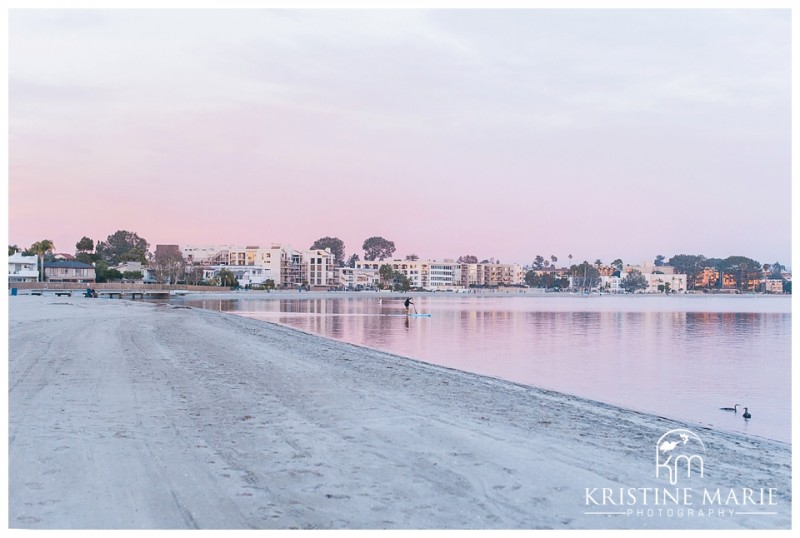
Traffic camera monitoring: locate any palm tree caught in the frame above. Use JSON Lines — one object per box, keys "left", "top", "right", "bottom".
{"left": 568, "top": 254, "right": 573, "bottom": 290}
{"left": 31, "top": 240, "right": 55, "bottom": 282}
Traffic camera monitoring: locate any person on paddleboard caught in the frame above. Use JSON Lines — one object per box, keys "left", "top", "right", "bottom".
{"left": 404, "top": 297, "right": 414, "bottom": 315}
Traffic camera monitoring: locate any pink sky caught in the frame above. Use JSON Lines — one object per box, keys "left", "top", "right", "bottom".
{"left": 7, "top": 9, "right": 792, "bottom": 267}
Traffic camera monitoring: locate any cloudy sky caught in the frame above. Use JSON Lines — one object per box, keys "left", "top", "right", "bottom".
{"left": 7, "top": 7, "right": 792, "bottom": 267}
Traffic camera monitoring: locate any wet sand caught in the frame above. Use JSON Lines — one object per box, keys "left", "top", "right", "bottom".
{"left": 7, "top": 296, "right": 791, "bottom": 529}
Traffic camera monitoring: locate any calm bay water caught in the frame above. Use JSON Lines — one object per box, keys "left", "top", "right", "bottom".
{"left": 175, "top": 294, "right": 791, "bottom": 443}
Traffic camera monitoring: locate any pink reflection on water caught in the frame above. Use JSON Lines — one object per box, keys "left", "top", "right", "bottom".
{"left": 181, "top": 295, "right": 791, "bottom": 443}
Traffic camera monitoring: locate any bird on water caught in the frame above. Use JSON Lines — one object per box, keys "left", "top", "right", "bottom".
{"left": 743, "top": 407, "right": 752, "bottom": 419}
{"left": 719, "top": 404, "right": 740, "bottom": 412}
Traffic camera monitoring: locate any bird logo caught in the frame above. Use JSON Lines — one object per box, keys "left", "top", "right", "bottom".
{"left": 655, "top": 429, "right": 705, "bottom": 485}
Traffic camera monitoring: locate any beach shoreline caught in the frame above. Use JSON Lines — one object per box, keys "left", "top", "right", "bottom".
{"left": 7, "top": 296, "right": 792, "bottom": 529}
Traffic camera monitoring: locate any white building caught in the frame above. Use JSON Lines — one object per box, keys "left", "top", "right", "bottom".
{"left": 600, "top": 275, "right": 623, "bottom": 293}
{"left": 300, "top": 248, "right": 335, "bottom": 287}
{"left": 8, "top": 253, "right": 39, "bottom": 283}
{"left": 354, "top": 259, "right": 525, "bottom": 291}
{"left": 182, "top": 244, "right": 239, "bottom": 264}
{"left": 188, "top": 243, "right": 334, "bottom": 288}
{"left": 200, "top": 265, "right": 275, "bottom": 287}
{"left": 643, "top": 273, "right": 687, "bottom": 293}
{"left": 337, "top": 267, "right": 380, "bottom": 290}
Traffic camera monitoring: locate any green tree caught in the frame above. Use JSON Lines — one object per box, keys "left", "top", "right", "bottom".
{"left": 94, "top": 260, "right": 110, "bottom": 283}
{"left": 621, "top": 270, "right": 648, "bottom": 293}
{"left": 611, "top": 259, "right": 623, "bottom": 272}
{"left": 105, "top": 268, "right": 123, "bottom": 281}
{"left": 363, "top": 236, "right": 396, "bottom": 261}
{"left": 346, "top": 253, "right": 360, "bottom": 268}
{"left": 379, "top": 264, "right": 394, "bottom": 287}
{"left": 122, "top": 270, "right": 144, "bottom": 281}
{"left": 75, "top": 236, "right": 98, "bottom": 265}
{"left": 524, "top": 270, "right": 538, "bottom": 287}
{"left": 30, "top": 240, "right": 55, "bottom": 282}
{"left": 572, "top": 261, "right": 601, "bottom": 290}
{"left": 217, "top": 268, "right": 239, "bottom": 288}
{"left": 310, "top": 237, "right": 345, "bottom": 266}
{"left": 392, "top": 271, "right": 411, "bottom": 291}
{"left": 8, "top": 244, "right": 20, "bottom": 255}
{"left": 770, "top": 262, "right": 786, "bottom": 278}
{"left": 667, "top": 254, "right": 707, "bottom": 290}
{"left": 654, "top": 255, "right": 666, "bottom": 267}
{"left": 550, "top": 255, "right": 558, "bottom": 266}
{"left": 405, "top": 254, "right": 419, "bottom": 261}
{"left": 75, "top": 236, "right": 94, "bottom": 252}
{"left": 719, "top": 256, "right": 762, "bottom": 291}
{"left": 457, "top": 255, "right": 478, "bottom": 264}
{"left": 533, "top": 255, "right": 545, "bottom": 269}
{"left": 95, "top": 230, "right": 149, "bottom": 266}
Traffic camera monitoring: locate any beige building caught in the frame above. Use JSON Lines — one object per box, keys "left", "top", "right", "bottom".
{"left": 765, "top": 279, "right": 784, "bottom": 293}
{"left": 483, "top": 263, "right": 525, "bottom": 287}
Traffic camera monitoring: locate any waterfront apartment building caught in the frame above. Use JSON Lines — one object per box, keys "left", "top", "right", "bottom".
{"left": 183, "top": 243, "right": 334, "bottom": 288}
{"left": 354, "top": 259, "right": 463, "bottom": 290}
{"left": 459, "top": 263, "right": 485, "bottom": 288}
{"left": 182, "top": 244, "right": 240, "bottom": 265}
{"left": 484, "top": 263, "right": 525, "bottom": 287}
{"left": 354, "top": 259, "right": 523, "bottom": 290}
{"left": 300, "top": 248, "right": 335, "bottom": 287}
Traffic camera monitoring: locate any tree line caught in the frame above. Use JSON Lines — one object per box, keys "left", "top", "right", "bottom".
{"left": 522, "top": 253, "right": 789, "bottom": 293}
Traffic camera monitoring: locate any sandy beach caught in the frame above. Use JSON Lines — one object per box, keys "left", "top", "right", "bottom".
{"left": 7, "top": 296, "right": 791, "bottom": 530}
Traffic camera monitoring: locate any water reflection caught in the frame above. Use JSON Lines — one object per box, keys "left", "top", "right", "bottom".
{"left": 177, "top": 295, "right": 791, "bottom": 443}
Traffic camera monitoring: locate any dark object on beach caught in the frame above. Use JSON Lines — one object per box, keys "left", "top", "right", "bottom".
{"left": 743, "top": 407, "right": 752, "bottom": 419}
{"left": 720, "top": 404, "right": 740, "bottom": 412}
